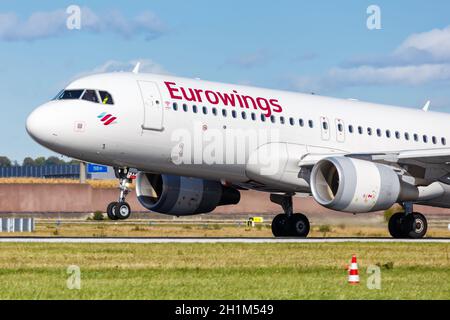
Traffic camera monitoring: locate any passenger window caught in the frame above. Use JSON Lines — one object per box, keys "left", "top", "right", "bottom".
{"left": 173, "top": 102, "right": 178, "bottom": 111}
{"left": 405, "top": 133, "right": 410, "bottom": 140}
{"left": 280, "top": 116, "right": 285, "bottom": 125}
{"left": 414, "top": 133, "right": 418, "bottom": 141}
{"left": 193, "top": 105, "right": 198, "bottom": 113}
{"left": 423, "top": 135, "right": 428, "bottom": 143}
{"left": 251, "top": 113, "right": 256, "bottom": 121}
{"left": 308, "top": 120, "right": 313, "bottom": 128}
{"left": 99, "top": 91, "right": 114, "bottom": 105}
{"left": 241, "top": 112, "right": 247, "bottom": 119}
{"left": 299, "top": 119, "right": 304, "bottom": 127}
{"left": 60, "top": 90, "right": 84, "bottom": 100}
{"left": 222, "top": 109, "right": 227, "bottom": 117}
{"left": 212, "top": 108, "right": 218, "bottom": 116}
{"left": 271, "top": 115, "right": 276, "bottom": 123}
{"left": 337, "top": 123, "right": 343, "bottom": 132}
{"left": 442, "top": 137, "right": 447, "bottom": 145}
{"left": 348, "top": 125, "right": 354, "bottom": 133}
{"left": 202, "top": 106, "right": 208, "bottom": 114}
{"left": 395, "top": 131, "right": 400, "bottom": 139}
{"left": 82, "top": 90, "right": 99, "bottom": 103}
{"left": 183, "top": 104, "right": 188, "bottom": 112}
{"left": 323, "top": 122, "right": 328, "bottom": 130}
{"left": 386, "top": 130, "right": 391, "bottom": 138}
{"left": 376, "top": 129, "right": 381, "bottom": 137}
{"left": 232, "top": 110, "right": 237, "bottom": 118}
{"left": 289, "top": 117, "right": 294, "bottom": 126}
{"left": 261, "top": 114, "right": 266, "bottom": 122}
{"left": 358, "top": 126, "right": 363, "bottom": 134}
{"left": 367, "top": 128, "right": 372, "bottom": 136}
{"left": 432, "top": 136, "right": 437, "bottom": 144}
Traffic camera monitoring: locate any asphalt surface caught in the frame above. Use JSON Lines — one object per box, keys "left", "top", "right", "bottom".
{"left": 0, "top": 237, "right": 449, "bottom": 243}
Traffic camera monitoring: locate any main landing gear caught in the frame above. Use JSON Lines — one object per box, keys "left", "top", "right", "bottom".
{"left": 106, "top": 167, "right": 132, "bottom": 221}
{"left": 270, "top": 194, "right": 310, "bottom": 237}
{"left": 388, "top": 202, "right": 428, "bottom": 239}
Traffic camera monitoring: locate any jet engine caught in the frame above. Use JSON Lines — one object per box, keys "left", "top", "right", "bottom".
{"left": 135, "top": 172, "right": 241, "bottom": 216}
{"left": 310, "top": 157, "right": 417, "bottom": 213}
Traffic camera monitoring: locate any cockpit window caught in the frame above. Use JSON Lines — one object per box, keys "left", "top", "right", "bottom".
{"left": 59, "top": 90, "right": 84, "bottom": 100}
{"left": 82, "top": 90, "right": 99, "bottom": 103}
{"left": 54, "top": 89, "right": 114, "bottom": 105}
{"left": 99, "top": 91, "right": 114, "bottom": 105}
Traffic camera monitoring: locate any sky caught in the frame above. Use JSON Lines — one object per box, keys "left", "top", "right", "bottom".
{"left": 1, "top": 0, "right": 450, "bottom": 162}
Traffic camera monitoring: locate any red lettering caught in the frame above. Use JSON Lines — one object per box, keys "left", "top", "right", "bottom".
{"left": 194, "top": 89, "right": 204, "bottom": 102}
{"left": 256, "top": 97, "right": 271, "bottom": 117}
{"left": 205, "top": 90, "right": 219, "bottom": 104}
{"left": 242, "top": 95, "right": 257, "bottom": 109}
{"left": 164, "top": 82, "right": 182, "bottom": 100}
{"left": 180, "top": 87, "right": 197, "bottom": 102}
{"left": 217, "top": 92, "right": 236, "bottom": 106}
{"left": 270, "top": 99, "right": 282, "bottom": 113}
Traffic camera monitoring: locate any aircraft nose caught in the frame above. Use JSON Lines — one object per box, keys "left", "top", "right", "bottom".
{"left": 26, "top": 104, "right": 59, "bottom": 146}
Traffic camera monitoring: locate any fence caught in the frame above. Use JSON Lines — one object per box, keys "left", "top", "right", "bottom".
{"left": 0, "top": 165, "right": 87, "bottom": 179}
{"left": 0, "top": 218, "right": 35, "bottom": 232}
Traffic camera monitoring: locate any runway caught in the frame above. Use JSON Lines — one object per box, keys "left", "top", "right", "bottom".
{"left": 0, "top": 237, "right": 450, "bottom": 243}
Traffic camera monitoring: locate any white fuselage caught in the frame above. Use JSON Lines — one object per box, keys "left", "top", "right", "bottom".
{"left": 26, "top": 72, "right": 450, "bottom": 193}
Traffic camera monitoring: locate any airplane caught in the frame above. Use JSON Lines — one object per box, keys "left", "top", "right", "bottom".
{"left": 26, "top": 66, "right": 450, "bottom": 239}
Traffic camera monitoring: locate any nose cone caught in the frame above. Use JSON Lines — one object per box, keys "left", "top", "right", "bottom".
{"left": 26, "top": 104, "right": 59, "bottom": 147}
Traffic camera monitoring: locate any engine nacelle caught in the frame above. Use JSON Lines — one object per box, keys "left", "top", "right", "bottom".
{"left": 310, "top": 157, "right": 403, "bottom": 213}
{"left": 136, "top": 172, "right": 240, "bottom": 216}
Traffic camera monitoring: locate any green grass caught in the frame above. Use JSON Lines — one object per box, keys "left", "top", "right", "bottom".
{"left": 0, "top": 243, "right": 449, "bottom": 299}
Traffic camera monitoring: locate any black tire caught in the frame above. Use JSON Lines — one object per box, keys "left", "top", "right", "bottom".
{"left": 115, "top": 202, "right": 131, "bottom": 220}
{"left": 388, "top": 212, "right": 404, "bottom": 238}
{"left": 290, "top": 213, "right": 310, "bottom": 237}
{"left": 271, "top": 214, "right": 290, "bottom": 237}
{"left": 403, "top": 212, "right": 427, "bottom": 239}
{"left": 107, "top": 202, "right": 119, "bottom": 220}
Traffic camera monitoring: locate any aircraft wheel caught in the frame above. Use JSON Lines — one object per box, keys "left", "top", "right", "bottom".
{"left": 271, "top": 214, "right": 290, "bottom": 237}
{"left": 290, "top": 213, "right": 310, "bottom": 237}
{"left": 115, "top": 202, "right": 131, "bottom": 220}
{"left": 388, "top": 212, "right": 404, "bottom": 238}
{"left": 107, "top": 202, "right": 119, "bottom": 220}
{"left": 403, "top": 212, "right": 427, "bottom": 239}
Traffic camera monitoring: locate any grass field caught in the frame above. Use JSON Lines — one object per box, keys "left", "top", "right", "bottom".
{"left": 2, "top": 220, "right": 448, "bottom": 238}
{"left": 0, "top": 242, "right": 448, "bottom": 299}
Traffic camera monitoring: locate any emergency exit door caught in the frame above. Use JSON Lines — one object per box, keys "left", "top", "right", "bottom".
{"left": 138, "top": 81, "right": 163, "bottom": 131}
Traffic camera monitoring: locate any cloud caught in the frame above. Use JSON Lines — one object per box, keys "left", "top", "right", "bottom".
{"left": 0, "top": 7, "right": 167, "bottom": 41}
{"left": 226, "top": 49, "right": 273, "bottom": 69}
{"left": 290, "top": 25, "right": 450, "bottom": 92}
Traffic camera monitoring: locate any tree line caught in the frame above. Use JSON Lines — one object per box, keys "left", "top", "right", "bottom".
{"left": 0, "top": 156, "right": 80, "bottom": 167}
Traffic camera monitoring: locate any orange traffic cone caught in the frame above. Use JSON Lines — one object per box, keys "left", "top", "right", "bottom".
{"left": 348, "top": 255, "right": 360, "bottom": 285}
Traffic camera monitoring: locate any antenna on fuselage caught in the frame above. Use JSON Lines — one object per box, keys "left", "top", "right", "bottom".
{"left": 422, "top": 100, "right": 431, "bottom": 112}
{"left": 132, "top": 62, "right": 141, "bottom": 74}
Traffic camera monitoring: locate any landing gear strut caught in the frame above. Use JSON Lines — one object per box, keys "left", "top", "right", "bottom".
{"left": 106, "top": 167, "right": 132, "bottom": 220}
{"left": 270, "top": 194, "right": 310, "bottom": 237}
{"left": 388, "top": 202, "right": 427, "bottom": 239}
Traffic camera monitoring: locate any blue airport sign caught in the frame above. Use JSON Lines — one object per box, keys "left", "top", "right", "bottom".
{"left": 87, "top": 163, "right": 108, "bottom": 173}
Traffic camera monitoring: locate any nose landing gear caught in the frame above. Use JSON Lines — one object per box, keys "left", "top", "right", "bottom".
{"left": 106, "top": 167, "right": 133, "bottom": 220}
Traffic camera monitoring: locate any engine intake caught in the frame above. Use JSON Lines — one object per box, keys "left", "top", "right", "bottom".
{"left": 136, "top": 172, "right": 240, "bottom": 215}
{"left": 310, "top": 157, "right": 403, "bottom": 213}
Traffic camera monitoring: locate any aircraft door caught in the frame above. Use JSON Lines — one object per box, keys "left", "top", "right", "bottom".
{"left": 137, "top": 81, "right": 163, "bottom": 131}
{"left": 320, "top": 116, "right": 330, "bottom": 141}
{"left": 335, "top": 118, "right": 345, "bottom": 142}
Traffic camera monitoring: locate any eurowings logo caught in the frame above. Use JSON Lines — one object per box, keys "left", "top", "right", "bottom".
{"left": 97, "top": 112, "right": 117, "bottom": 126}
